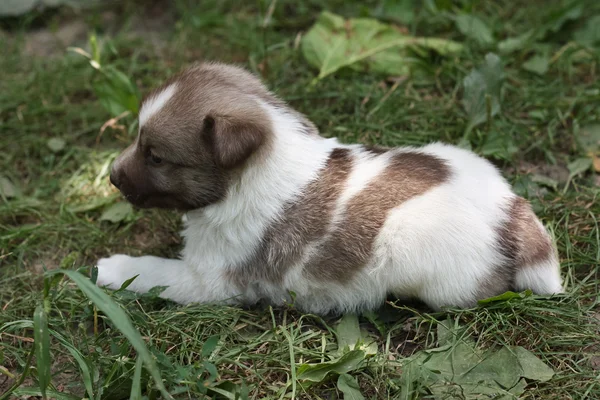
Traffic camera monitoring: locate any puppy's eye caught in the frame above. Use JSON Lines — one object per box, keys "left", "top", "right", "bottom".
{"left": 148, "top": 152, "right": 163, "bottom": 166}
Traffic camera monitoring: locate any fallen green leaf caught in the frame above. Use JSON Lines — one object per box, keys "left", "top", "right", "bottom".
{"left": 403, "top": 321, "right": 555, "bottom": 399}
{"left": 523, "top": 54, "right": 550, "bottom": 75}
{"left": 463, "top": 53, "right": 505, "bottom": 132}
{"left": 568, "top": 157, "right": 593, "bottom": 178}
{"left": 455, "top": 14, "right": 494, "bottom": 45}
{"left": 512, "top": 346, "right": 555, "bottom": 382}
{"left": 498, "top": 30, "right": 535, "bottom": 53}
{"left": 574, "top": 15, "right": 600, "bottom": 46}
{"left": 335, "top": 314, "right": 361, "bottom": 353}
{"left": 202, "top": 335, "right": 220, "bottom": 358}
{"left": 100, "top": 202, "right": 134, "bottom": 223}
{"left": 297, "top": 349, "right": 365, "bottom": 382}
{"left": 0, "top": 175, "right": 19, "bottom": 199}
{"left": 531, "top": 174, "right": 559, "bottom": 191}
{"left": 301, "top": 11, "right": 463, "bottom": 81}
{"left": 47, "top": 138, "right": 66, "bottom": 153}
{"left": 92, "top": 66, "right": 140, "bottom": 117}
{"left": 373, "top": 0, "right": 416, "bottom": 25}
{"left": 337, "top": 374, "right": 365, "bottom": 400}
{"left": 545, "top": 1, "right": 583, "bottom": 34}
{"left": 480, "top": 129, "right": 518, "bottom": 160}
{"left": 577, "top": 125, "right": 600, "bottom": 154}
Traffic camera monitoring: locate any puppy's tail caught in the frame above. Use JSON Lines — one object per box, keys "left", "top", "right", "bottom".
{"left": 510, "top": 198, "right": 563, "bottom": 295}
{"left": 514, "top": 256, "right": 563, "bottom": 295}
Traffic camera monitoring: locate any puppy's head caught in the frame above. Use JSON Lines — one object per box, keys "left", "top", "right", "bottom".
{"left": 109, "top": 63, "right": 274, "bottom": 210}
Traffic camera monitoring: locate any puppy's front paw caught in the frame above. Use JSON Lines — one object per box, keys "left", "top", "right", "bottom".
{"left": 96, "top": 254, "right": 136, "bottom": 290}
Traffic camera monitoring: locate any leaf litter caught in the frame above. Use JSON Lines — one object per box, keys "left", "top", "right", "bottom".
{"left": 402, "top": 319, "right": 555, "bottom": 399}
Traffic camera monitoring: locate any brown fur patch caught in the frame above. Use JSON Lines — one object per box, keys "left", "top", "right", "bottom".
{"left": 506, "top": 197, "right": 554, "bottom": 266}
{"left": 305, "top": 151, "right": 451, "bottom": 283}
{"left": 229, "top": 148, "right": 353, "bottom": 286}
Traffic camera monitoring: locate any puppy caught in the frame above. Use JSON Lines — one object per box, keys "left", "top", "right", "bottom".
{"left": 97, "top": 62, "right": 563, "bottom": 314}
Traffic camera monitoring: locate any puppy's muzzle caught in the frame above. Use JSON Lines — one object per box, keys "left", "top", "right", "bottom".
{"left": 109, "top": 165, "right": 122, "bottom": 189}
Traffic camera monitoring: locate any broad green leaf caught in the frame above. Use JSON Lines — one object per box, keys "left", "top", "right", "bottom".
{"left": 574, "top": 15, "right": 600, "bottom": 46}
{"left": 0, "top": 175, "right": 19, "bottom": 198}
{"left": 297, "top": 350, "right": 365, "bottom": 382}
{"left": 46, "top": 269, "right": 172, "bottom": 399}
{"left": 465, "top": 346, "right": 526, "bottom": 389}
{"left": 498, "top": 30, "right": 535, "bottom": 53}
{"left": 403, "top": 321, "right": 555, "bottom": 399}
{"left": 512, "top": 346, "right": 555, "bottom": 382}
{"left": 335, "top": 314, "right": 361, "bottom": 352}
{"left": 429, "top": 381, "right": 517, "bottom": 400}
{"left": 465, "top": 346, "right": 554, "bottom": 390}
{"left": 373, "top": 0, "right": 416, "bottom": 25}
{"left": 567, "top": 157, "right": 592, "bottom": 178}
{"left": 92, "top": 66, "right": 140, "bottom": 117}
{"left": 463, "top": 53, "right": 504, "bottom": 131}
{"left": 577, "top": 125, "right": 600, "bottom": 154}
{"left": 337, "top": 374, "right": 365, "bottom": 400}
{"left": 100, "top": 202, "right": 134, "bottom": 223}
{"left": 577, "top": 125, "right": 600, "bottom": 173}
{"left": 480, "top": 129, "right": 518, "bottom": 160}
{"left": 203, "top": 361, "right": 219, "bottom": 381}
{"left": 455, "top": 14, "right": 494, "bottom": 45}
{"left": 545, "top": 1, "right": 583, "bottom": 34}
{"left": 435, "top": 319, "right": 457, "bottom": 347}
{"left": 530, "top": 174, "right": 559, "bottom": 191}
{"left": 33, "top": 305, "right": 51, "bottom": 400}
{"left": 522, "top": 54, "right": 550, "bottom": 75}
{"left": 301, "top": 11, "right": 463, "bottom": 80}
{"left": 202, "top": 335, "right": 220, "bottom": 358}
{"left": 47, "top": 138, "right": 66, "bottom": 153}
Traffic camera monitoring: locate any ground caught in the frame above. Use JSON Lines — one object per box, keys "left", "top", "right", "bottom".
{"left": 1, "top": 1, "right": 599, "bottom": 399}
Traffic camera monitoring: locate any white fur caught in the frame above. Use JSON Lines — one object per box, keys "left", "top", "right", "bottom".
{"left": 97, "top": 96, "right": 562, "bottom": 313}
{"left": 138, "top": 83, "right": 178, "bottom": 128}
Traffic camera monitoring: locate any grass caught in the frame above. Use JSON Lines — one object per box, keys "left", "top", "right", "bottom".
{"left": 1, "top": 0, "right": 599, "bottom": 398}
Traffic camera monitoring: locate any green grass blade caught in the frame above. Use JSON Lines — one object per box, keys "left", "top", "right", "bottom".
{"left": 13, "top": 387, "right": 80, "bottom": 400}
{"left": 47, "top": 269, "right": 172, "bottom": 399}
{"left": 33, "top": 304, "right": 50, "bottom": 400}
{"left": 130, "top": 356, "right": 144, "bottom": 400}
{"left": 50, "top": 330, "right": 94, "bottom": 399}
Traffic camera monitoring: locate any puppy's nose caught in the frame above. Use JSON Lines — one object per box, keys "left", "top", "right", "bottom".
{"left": 109, "top": 172, "right": 120, "bottom": 189}
{"left": 109, "top": 163, "right": 123, "bottom": 189}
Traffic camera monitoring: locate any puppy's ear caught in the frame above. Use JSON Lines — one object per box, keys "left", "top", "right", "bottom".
{"left": 204, "top": 110, "right": 269, "bottom": 169}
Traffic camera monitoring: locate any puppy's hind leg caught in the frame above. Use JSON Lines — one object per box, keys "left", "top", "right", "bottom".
{"left": 96, "top": 255, "right": 230, "bottom": 305}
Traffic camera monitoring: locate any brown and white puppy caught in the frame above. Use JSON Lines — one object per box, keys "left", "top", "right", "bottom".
{"left": 97, "top": 62, "right": 563, "bottom": 314}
